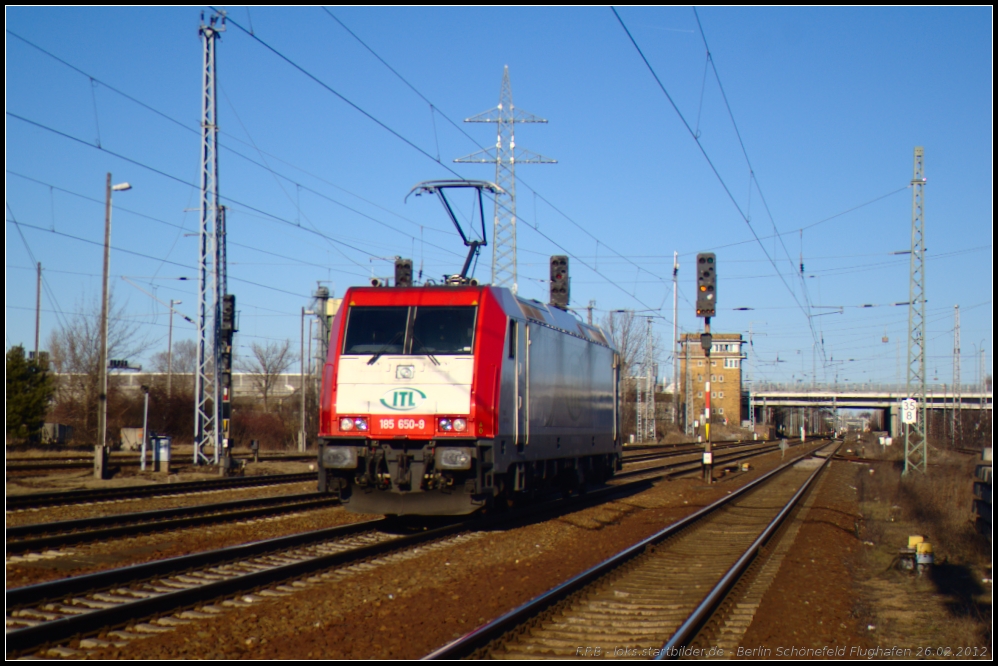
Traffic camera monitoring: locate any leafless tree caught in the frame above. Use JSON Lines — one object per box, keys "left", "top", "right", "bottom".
{"left": 150, "top": 338, "right": 198, "bottom": 394}
{"left": 601, "top": 310, "right": 644, "bottom": 379}
{"left": 47, "top": 291, "right": 150, "bottom": 443}
{"left": 151, "top": 338, "right": 198, "bottom": 374}
{"left": 239, "top": 340, "right": 297, "bottom": 412}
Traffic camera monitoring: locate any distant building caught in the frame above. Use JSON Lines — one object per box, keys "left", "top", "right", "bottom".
{"left": 679, "top": 333, "right": 744, "bottom": 426}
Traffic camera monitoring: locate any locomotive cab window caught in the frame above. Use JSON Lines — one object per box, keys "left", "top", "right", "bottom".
{"left": 411, "top": 307, "right": 476, "bottom": 355}
{"left": 343, "top": 305, "right": 476, "bottom": 356}
{"left": 343, "top": 306, "right": 409, "bottom": 354}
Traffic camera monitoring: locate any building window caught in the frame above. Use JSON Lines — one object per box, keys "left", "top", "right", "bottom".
{"left": 718, "top": 374, "right": 724, "bottom": 382}
{"left": 724, "top": 358, "right": 740, "bottom": 369}
{"left": 718, "top": 407, "right": 724, "bottom": 415}
{"left": 697, "top": 374, "right": 703, "bottom": 382}
{"left": 697, "top": 391, "right": 703, "bottom": 398}
{"left": 697, "top": 360, "right": 703, "bottom": 367}
{"left": 711, "top": 360, "right": 716, "bottom": 367}
{"left": 719, "top": 392, "right": 724, "bottom": 398}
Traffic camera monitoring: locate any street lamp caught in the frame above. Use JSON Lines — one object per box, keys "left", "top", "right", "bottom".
{"left": 301, "top": 307, "right": 315, "bottom": 452}
{"left": 167, "top": 299, "right": 182, "bottom": 397}
{"left": 97, "top": 175, "right": 132, "bottom": 451}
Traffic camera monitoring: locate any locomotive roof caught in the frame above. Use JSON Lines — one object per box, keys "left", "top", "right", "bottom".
{"left": 343, "top": 284, "right": 614, "bottom": 350}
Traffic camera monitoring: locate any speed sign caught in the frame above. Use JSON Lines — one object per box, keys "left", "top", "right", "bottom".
{"left": 901, "top": 398, "right": 918, "bottom": 425}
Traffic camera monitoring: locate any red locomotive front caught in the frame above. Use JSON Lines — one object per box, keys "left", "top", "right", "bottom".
{"left": 318, "top": 285, "right": 506, "bottom": 514}
{"left": 318, "top": 283, "right": 620, "bottom": 516}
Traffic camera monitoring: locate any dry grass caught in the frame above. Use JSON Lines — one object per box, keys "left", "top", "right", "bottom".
{"left": 852, "top": 446, "right": 991, "bottom": 654}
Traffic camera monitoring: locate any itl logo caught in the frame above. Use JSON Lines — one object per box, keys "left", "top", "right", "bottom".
{"left": 380, "top": 387, "right": 427, "bottom": 411}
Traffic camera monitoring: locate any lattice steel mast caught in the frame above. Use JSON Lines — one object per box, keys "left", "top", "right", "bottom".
{"left": 456, "top": 66, "right": 555, "bottom": 291}
{"left": 194, "top": 11, "right": 225, "bottom": 465}
{"left": 904, "top": 146, "right": 927, "bottom": 475}
{"left": 953, "top": 304, "right": 961, "bottom": 448}
{"left": 646, "top": 317, "right": 656, "bottom": 442}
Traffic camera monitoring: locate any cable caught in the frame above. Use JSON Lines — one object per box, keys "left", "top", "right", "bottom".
{"left": 9, "top": 28, "right": 458, "bottom": 244}
{"left": 322, "top": 10, "right": 680, "bottom": 293}
{"left": 6, "top": 112, "right": 430, "bottom": 270}
{"left": 7, "top": 218, "right": 310, "bottom": 299}
{"left": 217, "top": 10, "right": 463, "bottom": 177}
{"left": 614, "top": 7, "right": 826, "bottom": 357}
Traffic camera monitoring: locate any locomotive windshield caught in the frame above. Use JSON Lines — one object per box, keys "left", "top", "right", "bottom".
{"left": 342, "top": 306, "right": 408, "bottom": 354}
{"left": 342, "top": 306, "right": 476, "bottom": 356}
{"left": 411, "top": 307, "right": 476, "bottom": 354}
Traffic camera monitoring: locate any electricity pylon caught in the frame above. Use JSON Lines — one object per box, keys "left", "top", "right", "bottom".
{"left": 456, "top": 66, "right": 555, "bottom": 292}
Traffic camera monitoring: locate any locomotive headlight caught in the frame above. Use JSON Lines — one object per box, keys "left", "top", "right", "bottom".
{"left": 323, "top": 446, "right": 357, "bottom": 469}
{"left": 339, "top": 417, "right": 368, "bottom": 432}
{"left": 452, "top": 418, "right": 468, "bottom": 432}
{"left": 437, "top": 447, "right": 472, "bottom": 470}
{"left": 437, "top": 418, "right": 453, "bottom": 432}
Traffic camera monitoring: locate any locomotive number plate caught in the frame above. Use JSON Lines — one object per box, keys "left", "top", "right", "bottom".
{"left": 371, "top": 416, "right": 433, "bottom": 436}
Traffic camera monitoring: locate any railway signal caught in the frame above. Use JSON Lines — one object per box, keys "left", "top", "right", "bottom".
{"left": 549, "top": 255, "right": 569, "bottom": 308}
{"left": 695, "top": 252, "right": 717, "bottom": 483}
{"left": 696, "top": 253, "right": 716, "bottom": 317}
{"left": 219, "top": 293, "right": 237, "bottom": 470}
{"left": 395, "top": 258, "right": 413, "bottom": 288}
{"left": 221, "top": 294, "right": 236, "bottom": 331}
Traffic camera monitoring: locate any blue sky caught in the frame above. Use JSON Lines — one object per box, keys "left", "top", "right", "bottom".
{"left": 6, "top": 6, "right": 993, "bottom": 387}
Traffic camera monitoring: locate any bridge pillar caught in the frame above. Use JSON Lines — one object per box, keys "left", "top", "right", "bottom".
{"left": 887, "top": 404, "right": 901, "bottom": 438}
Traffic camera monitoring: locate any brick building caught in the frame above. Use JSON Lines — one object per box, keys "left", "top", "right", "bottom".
{"left": 679, "top": 332, "right": 744, "bottom": 427}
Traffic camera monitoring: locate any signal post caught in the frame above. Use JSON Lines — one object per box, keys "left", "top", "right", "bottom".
{"left": 696, "top": 253, "right": 717, "bottom": 483}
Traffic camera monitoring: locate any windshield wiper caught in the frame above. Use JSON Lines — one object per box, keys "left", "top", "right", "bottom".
{"left": 367, "top": 332, "right": 403, "bottom": 365}
{"left": 412, "top": 336, "right": 440, "bottom": 365}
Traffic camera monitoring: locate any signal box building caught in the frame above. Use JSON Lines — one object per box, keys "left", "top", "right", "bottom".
{"left": 679, "top": 333, "right": 744, "bottom": 426}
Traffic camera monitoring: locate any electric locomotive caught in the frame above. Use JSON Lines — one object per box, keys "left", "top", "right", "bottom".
{"left": 316, "top": 180, "right": 621, "bottom": 515}
{"left": 316, "top": 283, "right": 621, "bottom": 515}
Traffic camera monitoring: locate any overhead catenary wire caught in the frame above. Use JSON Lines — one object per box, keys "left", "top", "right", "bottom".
{"left": 5, "top": 112, "right": 443, "bottom": 273}
{"left": 212, "top": 11, "right": 674, "bottom": 320}
{"left": 321, "top": 10, "right": 679, "bottom": 294}
{"left": 614, "top": 7, "right": 834, "bottom": 367}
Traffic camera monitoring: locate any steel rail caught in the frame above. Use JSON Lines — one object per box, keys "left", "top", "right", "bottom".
{"left": 6, "top": 453, "right": 316, "bottom": 471}
{"left": 423, "top": 440, "right": 830, "bottom": 659}
{"left": 614, "top": 441, "right": 784, "bottom": 480}
{"left": 6, "top": 493, "right": 339, "bottom": 555}
{"left": 656, "top": 444, "right": 838, "bottom": 658}
{"left": 7, "top": 441, "right": 828, "bottom": 657}
{"left": 5, "top": 478, "right": 651, "bottom": 657}
{"left": 5, "top": 472, "right": 316, "bottom": 510}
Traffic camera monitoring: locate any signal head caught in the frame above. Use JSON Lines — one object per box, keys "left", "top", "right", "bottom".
{"left": 695, "top": 252, "right": 716, "bottom": 317}
{"left": 549, "top": 255, "right": 569, "bottom": 308}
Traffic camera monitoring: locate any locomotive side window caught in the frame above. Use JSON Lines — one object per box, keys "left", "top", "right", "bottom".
{"left": 342, "top": 306, "right": 409, "bottom": 354}
{"left": 411, "top": 307, "right": 476, "bottom": 355}
{"left": 508, "top": 319, "right": 517, "bottom": 359}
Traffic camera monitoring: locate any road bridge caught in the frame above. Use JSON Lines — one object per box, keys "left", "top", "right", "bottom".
{"left": 748, "top": 383, "right": 992, "bottom": 438}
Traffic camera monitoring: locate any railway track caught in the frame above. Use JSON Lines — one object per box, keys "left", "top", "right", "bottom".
{"left": 5, "top": 481, "right": 644, "bottom": 657}
{"left": 426, "top": 441, "right": 838, "bottom": 659}
{"left": 5, "top": 453, "right": 314, "bottom": 473}
{"left": 6, "top": 492, "right": 339, "bottom": 555}
{"left": 5, "top": 472, "right": 316, "bottom": 511}
{"left": 615, "top": 440, "right": 796, "bottom": 481}
{"left": 4, "top": 442, "right": 780, "bottom": 556}
{"left": 5, "top": 440, "right": 823, "bottom": 658}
